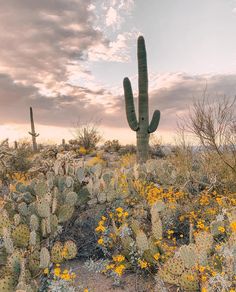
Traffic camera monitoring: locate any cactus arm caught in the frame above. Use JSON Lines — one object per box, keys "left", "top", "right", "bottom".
{"left": 29, "top": 132, "right": 39, "bottom": 137}
{"left": 148, "top": 110, "right": 161, "bottom": 133}
{"left": 123, "top": 77, "right": 139, "bottom": 131}
{"left": 137, "top": 36, "right": 148, "bottom": 124}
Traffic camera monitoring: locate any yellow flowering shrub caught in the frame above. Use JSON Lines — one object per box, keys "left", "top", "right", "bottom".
{"left": 87, "top": 156, "right": 105, "bottom": 166}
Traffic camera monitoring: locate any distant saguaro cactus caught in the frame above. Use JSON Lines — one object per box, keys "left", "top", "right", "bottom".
{"left": 28, "top": 107, "right": 39, "bottom": 151}
{"left": 123, "top": 36, "right": 161, "bottom": 163}
{"left": 14, "top": 141, "right": 18, "bottom": 150}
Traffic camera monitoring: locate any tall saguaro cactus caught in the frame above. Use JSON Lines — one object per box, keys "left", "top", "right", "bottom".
{"left": 123, "top": 36, "right": 161, "bottom": 163}
{"left": 29, "top": 106, "right": 39, "bottom": 151}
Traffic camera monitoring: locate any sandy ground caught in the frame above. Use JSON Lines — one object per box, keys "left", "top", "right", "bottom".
{"left": 65, "top": 260, "right": 178, "bottom": 292}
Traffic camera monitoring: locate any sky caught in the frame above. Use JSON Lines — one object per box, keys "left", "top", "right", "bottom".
{"left": 0, "top": 0, "right": 236, "bottom": 145}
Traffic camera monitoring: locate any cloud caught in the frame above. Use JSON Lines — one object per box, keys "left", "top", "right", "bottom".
{"left": 92, "top": 0, "right": 134, "bottom": 31}
{"left": 0, "top": 0, "right": 103, "bottom": 93}
{"left": 149, "top": 73, "right": 236, "bottom": 130}
{"left": 1, "top": 70, "right": 236, "bottom": 140}
{"left": 0, "top": 72, "right": 112, "bottom": 127}
{"left": 106, "top": 7, "right": 120, "bottom": 27}
{"left": 0, "top": 0, "right": 138, "bottom": 132}
{"left": 88, "top": 32, "right": 138, "bottom": 62}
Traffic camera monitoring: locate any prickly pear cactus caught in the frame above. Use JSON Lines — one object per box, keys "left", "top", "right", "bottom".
{"left": 57, "top": 205, "right": 74, "bottom": 223}
{"left": 195, "top": 231, "right": 213, "bottom": 253}
{"left": 0, "top": 275, "right": 15, "bottom": 292}
{"left": 51, "top": 241, "right": 64, "bottom": 264}
{"left": 63, "top": 240, "right": 77, "bottom": 260}
{"left": 0, "top": 158, "right": 81, "bottom": 290}
{"left": 151, "top": 202, "right": 163, "bottom": 240}
{"left": 179, "top": 244, "right": 198, "bottom": 269}
{"left": 12, "top": 224, "right": 30, "bottom": 248}
{"left": 136, "top": 230, "right": 149, "bottom": 254}
{"left": 0, "top": 212, "right": 11, "bottom": 236}
{"left": 179, "top": 269, "right": 199, "bottom": 291}
{"left": 39, "top": 247, "right": 50, "bottom": 268}
{"left": 166, "top": 257, "right": 185, "bottom": 276}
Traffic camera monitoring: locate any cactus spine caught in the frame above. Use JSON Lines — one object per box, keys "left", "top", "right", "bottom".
{"left": 28, "top": 106, "right": 39, "bottom": 152}
{"left": 123, "top": 36, "right": 161, "bottom": 163}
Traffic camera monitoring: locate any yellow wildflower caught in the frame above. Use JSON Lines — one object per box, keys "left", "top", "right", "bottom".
{"left": 61, "top": 273, "right": 71, "bottom": 281}
{"left": 230, "top": 221, "right": 236, "bottom": 232}
{"left": 123, "top": 211, "right": 129, "bottom": 217}
{"left": 106, "top": 264, "right": 115, "bottom": 270}
{"left": 112, "top": 255, "right": 125, "bottom": 262}
{"left": 43, "top": 268, "right": 49, "bottom": 275}
{"left": 98, "top": 238, "right": 104, "bottom": 245}
{"left": 116, "top": 207, "right": 123, "bottom": 213}
{"left": 218, "top": 226, "right": 225, "bottom": 233}
{"left": 138, "top": 259, "right": 148, "bottom": 269}
{"left": 167, "top": 229, "right": 174, "bottom": 235}
{"left": 186, "top": 274, "right": 195, "bottom": 281}
{"left": 54, "top": 267, "right": 61, "bottom": 277}
{"left": 197, "top": 221, "right": 205, "bottom": 230}
{"left": 114, "top": 264, "right": 126, "bottom": 276}
{"left": 95, "top": 225, "right": 106, "bottom": 233}
{"left": 201, "top": 275, "right": 207, "bottom": 282}
{"left": 153, "top": 253, "right": 160, "bottom": 261}
{"left": 198, "top": 266, "right": 205, "bottom": 273}
{"left": 216, "top": 197, "right": 223, "bottom": 205}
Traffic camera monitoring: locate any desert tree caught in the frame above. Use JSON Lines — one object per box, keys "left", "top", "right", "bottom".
{"left": 186, "top": 94, "right": 236, "bottom": 175}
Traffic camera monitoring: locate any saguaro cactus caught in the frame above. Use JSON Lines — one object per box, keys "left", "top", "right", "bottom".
{"left": 28, "top": 107, "right": 39, "bottom": 151}
{"left": 123, "top": 36, "right": 161, "bottom": 163}
{"left": 14, "top": 141, "right": 18, "bottom": 150}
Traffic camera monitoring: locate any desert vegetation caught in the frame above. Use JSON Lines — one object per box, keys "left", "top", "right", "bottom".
{"left": 0, "top": 36, "right": 235, "bottom": 292}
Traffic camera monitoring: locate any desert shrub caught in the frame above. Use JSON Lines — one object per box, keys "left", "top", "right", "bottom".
{"left": 8, "top": 143, "right": 32, "bottom": 173}
{"left": 119, "top": 153, "right": 136, "bottom": 168}
{"left": 103, "top": 140, "right": 121, "bottom": 152}
{"left": 72, "top": 122, "right": 102, "bottom": 151}
{"left": 118, "top": 144, "right": 136, "bottom": 155}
